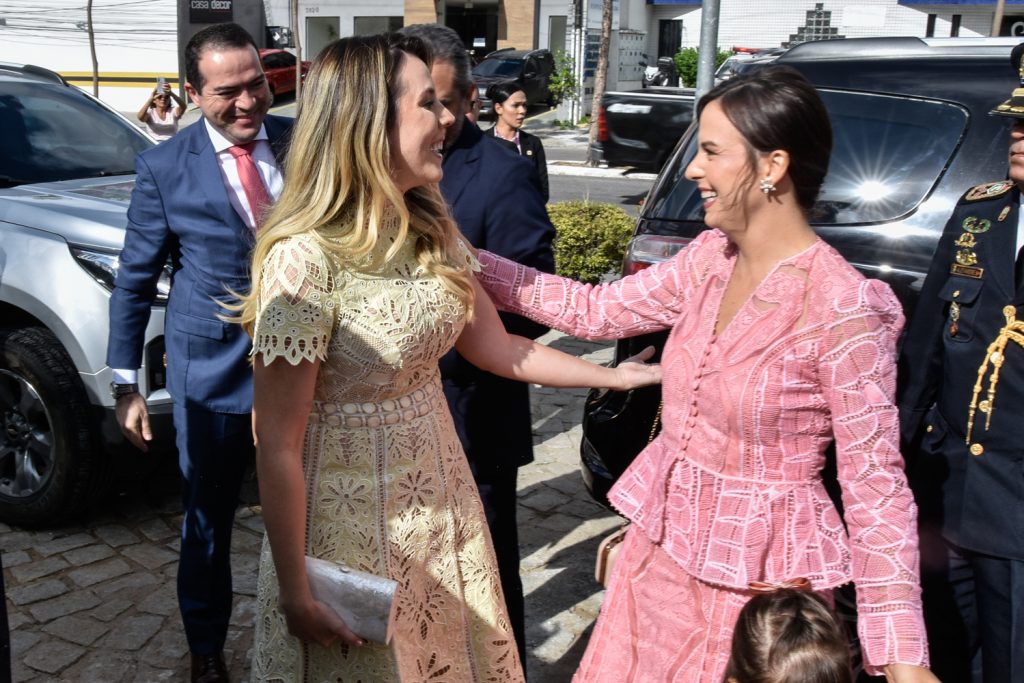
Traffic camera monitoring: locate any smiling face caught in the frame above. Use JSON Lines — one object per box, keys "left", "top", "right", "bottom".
{"left": 388, "top": 55, "right": 455, "bottom": 194}
{"left": 495, "top": 89, "right": 528, "bottom": 131}
{"left": 1010, "top": 120, "right": 1024, "bottom": 190}
{"left": 185, "top": 45, "right": 270, "bottom": 145}
{"left": 684, "top": 99, "right": 764, "bottom": 231}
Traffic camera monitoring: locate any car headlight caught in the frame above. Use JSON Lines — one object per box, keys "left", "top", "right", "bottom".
{"left": 70, "top": 246, "right": 172, "bottom": 304}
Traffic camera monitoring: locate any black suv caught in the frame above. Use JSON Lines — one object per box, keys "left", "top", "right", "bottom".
{"left": 472, "top": 48, "right": 555, "bottom": 117}
{"left": 581, "top": 36, "right": 1021, "bottom": 506}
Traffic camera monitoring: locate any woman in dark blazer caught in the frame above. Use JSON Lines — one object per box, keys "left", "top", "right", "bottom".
{"left": 486, "top": 82, "right": 549, "bottom": 202}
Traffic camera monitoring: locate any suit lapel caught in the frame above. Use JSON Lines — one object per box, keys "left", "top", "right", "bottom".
{"left": 440, "top": 122, "right": 483, "bottom": 209}
{"left": 187, "top": 120, "right": 250, "bottom": 235}
{"left": 984, "top": 192, "right": 1019, "bottom": 302}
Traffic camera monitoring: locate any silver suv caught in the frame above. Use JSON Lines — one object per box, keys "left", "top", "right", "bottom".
{"left": 0, "top": 63, "right": 173, "bottom": 527}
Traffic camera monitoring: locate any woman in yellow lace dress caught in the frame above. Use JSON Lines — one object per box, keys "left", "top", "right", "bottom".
{"left": 235, "top": 34, "right": 660, "bottom": 682}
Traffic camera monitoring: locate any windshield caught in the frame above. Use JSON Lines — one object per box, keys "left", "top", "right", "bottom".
{"left": 648, "top": 89, "right": 968, "bottom": 226}
{"left": 0, "top": 81, "right": 152, "bottom": 187}
{"left": 473, "top": 58, "right": 524, "bottom": 79}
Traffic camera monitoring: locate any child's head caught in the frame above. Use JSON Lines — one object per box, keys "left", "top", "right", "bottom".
{"left": 725, "top": 585, "right": 852, "bottom": 683}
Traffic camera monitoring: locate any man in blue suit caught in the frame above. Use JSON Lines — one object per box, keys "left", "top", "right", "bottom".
{"left": 107, "top": 23, "right": 290, "bottom": 683}
{"left": 400, "top": 24, "right": 556, "bottom": 672}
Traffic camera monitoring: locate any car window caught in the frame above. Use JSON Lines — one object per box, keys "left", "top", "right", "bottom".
{"left": 647, "top": 89, "right": 968, "bottom": 226}
{"left": 262, "top": 53, "right": 285, "bottom": 70}
{"left": 473, "top": 58, "right": 524, "bottom": 78}
{"left": 0, "top": 82, "right": 152, "bottom": 186}
{"left": 275, "top": 52, "right": 296, "bottom": 68}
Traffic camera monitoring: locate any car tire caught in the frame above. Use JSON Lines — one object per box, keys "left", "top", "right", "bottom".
{"left": 0, "top": 327, "right": 105, "bottom": 528}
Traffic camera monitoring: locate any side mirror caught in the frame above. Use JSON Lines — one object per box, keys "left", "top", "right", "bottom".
{"left": 524, "top": 70, "right": 537, "bottom": 79}
{"left": 639, "top": 61, "right": 648, "bottom": 68}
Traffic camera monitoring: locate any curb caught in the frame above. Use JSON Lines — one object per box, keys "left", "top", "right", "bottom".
{"left": 547, "top": 162, "right": 656, "bottom": 180}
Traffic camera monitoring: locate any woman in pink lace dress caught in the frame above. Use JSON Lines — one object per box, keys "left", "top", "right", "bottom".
{"left": 476, "top": 67, "right": 939, "bottom": 683}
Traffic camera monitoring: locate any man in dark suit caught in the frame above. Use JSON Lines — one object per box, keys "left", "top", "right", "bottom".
{"left": 106, "top": 23, "right": 290, "bottom": 683}
{"left": 899, "top": 43, "right": 1024, "bottom": 683}
{"left": 399, "top": 24, "right": 556, "bottom": 671}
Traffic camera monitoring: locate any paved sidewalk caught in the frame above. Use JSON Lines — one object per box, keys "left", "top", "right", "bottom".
{"left": 2, "top": 332, "right": 622, "bottom": 682}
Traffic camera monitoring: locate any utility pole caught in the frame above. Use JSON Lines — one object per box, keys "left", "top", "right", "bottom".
{"left": 87, "top": 0, "right": 98, "bottom": 97}
{"left": 291, "top": 0, "right": 302, "bottom": 100}
{"left": 992, "top": 0, "right": 1007, "bottom": 36}
{"left": 586, "top": 0, "right": 612, "bottom": 166}
{"left": 694, "top": 0, "right": 720, "bottom": 102}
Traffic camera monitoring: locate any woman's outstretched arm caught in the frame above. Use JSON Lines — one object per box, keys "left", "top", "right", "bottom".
{"left": 456, "top": 277, "right": 661, "bottom": 390}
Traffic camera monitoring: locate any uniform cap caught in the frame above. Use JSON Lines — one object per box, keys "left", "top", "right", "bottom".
{"left": 991, "top": 42, "right": 1024, "bottom": 118}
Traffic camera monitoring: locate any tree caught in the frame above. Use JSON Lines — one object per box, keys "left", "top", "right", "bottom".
{"left": 586, "top": 0, "right": 613, "bottom": 166}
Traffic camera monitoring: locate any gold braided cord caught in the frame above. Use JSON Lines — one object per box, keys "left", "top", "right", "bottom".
{"left": 648, "top": 401, "right": 664, "bottom": 444}
{"left": 966, "top": 308, "right": 1024, "bottom": 443}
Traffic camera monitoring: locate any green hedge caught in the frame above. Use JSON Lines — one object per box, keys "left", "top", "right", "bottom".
{"left": 548, "top": 201, "right": 636, "bottom": 284}
{"left": 673, "top": 47, "right": 732, "bottom": 88}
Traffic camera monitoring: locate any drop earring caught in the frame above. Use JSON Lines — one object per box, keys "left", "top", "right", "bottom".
{"left": 760, "top": 177, "right": 776, "bottom": 195}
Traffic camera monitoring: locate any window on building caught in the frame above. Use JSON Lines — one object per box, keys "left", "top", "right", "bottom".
{"left": 951, "top": 14, "right": 962, "bottom": 37}
{"left": 926, "top": 14, "right": 936, "bottom": 38}
{"left": 354, "top": 16, "right": 403, "bottom": 36}
{"left": 549, "top": 16, "right": 567, "bottom": 55}
{"left": 658, "top": 20, "right": 681, "bottom": 59}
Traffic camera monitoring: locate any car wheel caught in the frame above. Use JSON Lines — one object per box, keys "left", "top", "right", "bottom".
{"left": 0, "top": 327, "right": 104, "bottom": 528}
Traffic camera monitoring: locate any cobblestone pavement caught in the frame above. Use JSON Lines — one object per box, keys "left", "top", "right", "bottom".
{"left": 2, "top": 333, "right": 623, "bottom": 682}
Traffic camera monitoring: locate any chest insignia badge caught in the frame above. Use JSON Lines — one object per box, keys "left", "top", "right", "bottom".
{"left": 950, "top": 264, "right": 984, "bottom": 278}
{"left": 963, "top": 216, "right": 992, "bottom": 233}
{"left": 955, "top": 232, "right": 977, "bottom": 248}
{"left": 956, "top": 249, "right": 979, "bottom": 266}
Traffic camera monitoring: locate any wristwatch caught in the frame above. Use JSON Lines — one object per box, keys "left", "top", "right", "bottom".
{"left": 110, "top": 382, "right": 139, "bottom": 400}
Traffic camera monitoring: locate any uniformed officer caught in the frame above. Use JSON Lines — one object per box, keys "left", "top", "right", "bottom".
{"left": 899, "top": 43, "right": 1024, "bottom": 683}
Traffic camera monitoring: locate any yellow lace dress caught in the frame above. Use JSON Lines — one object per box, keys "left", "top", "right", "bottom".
{"left": 249, "top": 227, "right": 523, "bottom": 682}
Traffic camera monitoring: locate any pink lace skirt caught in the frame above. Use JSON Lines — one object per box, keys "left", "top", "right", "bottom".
{"left": 574, "top": 526, "right": 752, "bottom": 683}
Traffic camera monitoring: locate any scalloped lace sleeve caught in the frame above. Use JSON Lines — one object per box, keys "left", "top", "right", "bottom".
{"left": 252, "top": 236, "right": 338, "bottom": 367}
{"left": 454, "top": 237, "right": 481, "bottom": 273}
{"left": 820, "top": 279, "right": 928, "bottom": 673}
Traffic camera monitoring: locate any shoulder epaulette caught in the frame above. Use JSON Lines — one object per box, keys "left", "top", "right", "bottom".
{"left": 963, "top": 180, "right": 1014, "bottom": 202}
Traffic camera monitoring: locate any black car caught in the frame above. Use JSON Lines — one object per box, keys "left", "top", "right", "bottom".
{"left": 472, "top": 48, "right": 555, "bottom": 117}
{"left": 581, "top": 36, "right": 1021, "bottom": 507}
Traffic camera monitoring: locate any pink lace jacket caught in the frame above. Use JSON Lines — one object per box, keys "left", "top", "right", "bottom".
{"left": 477, "top": 230, "right": 928, "bottom": 673}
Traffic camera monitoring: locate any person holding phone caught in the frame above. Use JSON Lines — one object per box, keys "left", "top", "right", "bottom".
{"left": 137, "top": 78, "right": 186, "bottom": 141}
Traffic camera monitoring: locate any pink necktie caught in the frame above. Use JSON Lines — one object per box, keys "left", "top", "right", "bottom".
{"left": 227, "top": 142, "right": 272, "bottom": 230}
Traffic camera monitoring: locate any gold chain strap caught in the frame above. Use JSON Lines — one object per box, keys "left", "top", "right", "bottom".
{"left": 647, "top": 401, "right": 663, "bottom": 444}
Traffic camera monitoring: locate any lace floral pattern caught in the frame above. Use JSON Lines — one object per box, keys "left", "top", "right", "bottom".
{"left": 251, "top": 230, "right": 521, "bottom": 682}
{"left": 477, "top": 229, "right": 927, "bottom": 676}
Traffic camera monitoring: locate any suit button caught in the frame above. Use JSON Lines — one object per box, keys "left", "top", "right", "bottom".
{"left": 1004, "top": 305, "right": 1017, "bottom": 317}
{"left": 953, "top": 290, "right": 960, "bottom": 298}
{"left": 926, "top": 424, "right": 933, "bottom": 433}
{"left": 969, "top": 443, "right": 984, "bottom": 456}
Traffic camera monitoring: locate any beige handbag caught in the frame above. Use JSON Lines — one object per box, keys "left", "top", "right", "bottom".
{"left": 594, "top": 524, "right": 629, "bottom": 587}
{"left": 593, "top": 402, "right": 662, "bottom": 587}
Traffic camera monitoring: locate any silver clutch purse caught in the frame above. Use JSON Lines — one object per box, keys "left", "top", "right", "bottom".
{"left": 304, "top": 555, "right": 398, "bottom": 644}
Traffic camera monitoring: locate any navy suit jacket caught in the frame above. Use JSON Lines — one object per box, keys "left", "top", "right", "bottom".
{"left": 898, "top": 182, "right": 1024, "bottom": 560}
{"left": 107, "top": 115, "right": 292, "bottom": 414}
{"left": 439, "top": 120, "right": 555, "bottom": 475}
{"left": 491, "top": 128, "right": 549, "bottom": 203}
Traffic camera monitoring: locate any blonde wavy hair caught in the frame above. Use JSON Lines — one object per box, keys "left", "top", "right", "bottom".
{"left": 236, "top": 33, "right": 474, "bottom": 333}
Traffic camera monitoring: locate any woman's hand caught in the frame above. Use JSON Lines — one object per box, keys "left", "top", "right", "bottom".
{"left": 612, "top": 345, "right": 662, "bottom": 390}
{"left": 280, "top": 595, "right": 365, "bottom": 648}
{"left": 883, "top": 663, "right": 941, "bottom": 683}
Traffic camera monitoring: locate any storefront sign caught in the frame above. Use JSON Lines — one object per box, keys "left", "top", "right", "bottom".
{"left": 189, "top": 0, "right": 232, "bottom": 24}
